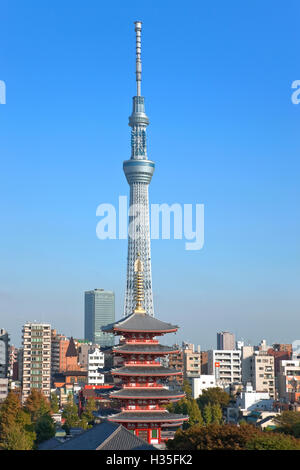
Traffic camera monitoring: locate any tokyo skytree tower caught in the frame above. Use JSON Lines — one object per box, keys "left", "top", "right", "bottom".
{"left": 123, "top": 22, "right": 155, "bottom": 317}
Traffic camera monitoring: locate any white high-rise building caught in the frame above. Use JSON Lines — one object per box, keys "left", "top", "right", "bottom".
{"left": 87, "top": 347, "right": 104, "bottom": 385}
{"left": 22, "top": 322, "right": 51, "bottom": 401}
{"left": 208, "top": 350, "right": 241, "bottom": 386}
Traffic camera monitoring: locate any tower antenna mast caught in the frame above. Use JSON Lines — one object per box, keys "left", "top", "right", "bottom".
{"left": 134, "top": 21, "right": 142, "bottom": 96}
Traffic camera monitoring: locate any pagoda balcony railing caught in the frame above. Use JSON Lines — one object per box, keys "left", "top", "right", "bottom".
{"left": 122, "top": 405, "right": 164, "bottom": 411}
{"left": 124, "top": 383, "right": 163, "bottom": 388}
{"left": 125, "top": 339, "right": 159, "bottom": 344}
{"left": 124, "top": 360, "right": 160, "bottom": 366}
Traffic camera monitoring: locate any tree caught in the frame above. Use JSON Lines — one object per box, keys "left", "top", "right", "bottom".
{"left": 182, "top": 380, "right": 192, "bottom": 400}
{"left": 25, "top": 389, "right": 51, "bottom": 422}
{"left": 62, "top": 395, "right": 81, "bottom": 433}
{"left": 50, "top": 392, "right": 59, "bottom": 413}
{"left": 197, "top": 387, "right": 230, "bottom": 411}
{"left": 186, "top": 400, "right": 203, "bottom": 427}
{"left": 35, "top": 414, "right": 56, "bottom": 444}
{"left": 211, "top": 403, "right": 223, "bottom": 424}
{"left": 0, "top": 392, "right": 36, "bottom": 450}
{"left": 203, "top": 404, "right": 212, "bottom": 424}
{"left": 246, "top": 432, "right": 300, "bottom": 450}
{"left": 274, "top": 411, "right": 300, "bottom": 437}
{"left": 166, "top": 423, "right": 261, "bottom": 450}
{"left": 81, "top": 398, "right": 97, "bottom": 429}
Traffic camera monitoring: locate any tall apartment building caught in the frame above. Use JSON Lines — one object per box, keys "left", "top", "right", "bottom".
{"left": 182, "top": 343, "right": 201, "bottom": 379}
{"left": 208, "top": 349, "right": 241, "bottom": 386}
{"left": 87, "top": 347, "right": 104, "bottom": 385}
{"left": 22, "top": 323, "right": 51, "bottom": 401}
{"left": 241, "top": 345, "right": 254, "bottom": 385}
{"left": 217, "top": 332, "right": 235, "bottom": 350}
{"left": 0, "top": 329, "right": 9, "bottom": 378}
{"left": 84, "top": 289, "right": 115, "bottom": 347}
{"left": 252, "top": 352, "right": 275, "bottom": 399}
{"left": 51, "top": 330, "right": 72, "bottom": 375}
{"left": 8, "top": 345, "right": 19, "bottom": 380}
{"left": 168, "top": 345, "right": 183, "bottom": 385}
{"left": 278, "top": 360, "right": 300, "bottom": 402}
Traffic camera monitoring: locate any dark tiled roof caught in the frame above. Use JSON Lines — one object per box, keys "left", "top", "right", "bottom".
{"left": 38, "top": 421, "right": 155, "bottom": 450}
{"left": 102, "top": 313, "right": 178, "bottom": 334}
{"left": 113, "top": 344, "right": 179, "bottom": 354}
{"left": 112, "top": 366, "right": 182, "bottom": 376}
{"left": 108, "top": 411, "right": 188, "bottom": 423}
{"left": 66, "top": 337, "right": 77, "bottom": 357}
{"left": 110, "top": 388, "right": 185, "bottom": 399}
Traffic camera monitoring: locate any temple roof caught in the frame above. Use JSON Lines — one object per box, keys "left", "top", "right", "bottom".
{"left": 108, "top": 411, "right": 188, "bottom": 423}
{"left": 112, "top": 344, "right": 179, "bottom": 354}
{"left": 111, "top": 366, "right": 182, "bottom": 377}
{"left": 110, "top": 388, "right": 185, "bottom": 400}
{"left": 102, "top": 312, "right": 178, "bottom": 334}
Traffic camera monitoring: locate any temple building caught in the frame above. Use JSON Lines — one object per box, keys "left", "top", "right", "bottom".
{"left": 102, "top": 256, "right": 188, "bottom": 445}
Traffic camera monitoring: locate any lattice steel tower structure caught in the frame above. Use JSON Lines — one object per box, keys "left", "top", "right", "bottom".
{"left": 123, "top": 22, "right": 155, "bottom": 317}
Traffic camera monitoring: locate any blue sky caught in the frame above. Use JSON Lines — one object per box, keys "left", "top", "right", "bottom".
{"left": 0, "top": 0, "right": 299, "bottom": 348}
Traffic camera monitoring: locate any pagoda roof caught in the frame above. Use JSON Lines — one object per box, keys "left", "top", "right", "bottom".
{"left": 102, "top": 313, "right": 178, "bottom": 334}
{"left": 108, "top": 411, "right": 188, "bottom": 423}
{"left": 110, "top": 388, "right": 185, "bottom": 400}
{"left": 112, "top": 344, "right": 179, "bottom": 354}
{"left": 111, "top": 366, "right": 182, "bottom": 377}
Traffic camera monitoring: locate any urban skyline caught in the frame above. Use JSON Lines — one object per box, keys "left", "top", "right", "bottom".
{"left": 1, "top": 1, "right": 300, "bottom": 350}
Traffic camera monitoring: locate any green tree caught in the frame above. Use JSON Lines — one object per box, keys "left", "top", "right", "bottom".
{"left": 167, "top": 423, "right": 261, "bottom": 450}
{"left": 50, "top": 392, "right": 60, "bottom": 413}
{"left": 246, "top": 432, "right": 300, "bottom": 450}
{"left": 62, "top": 395, "right": 81, "bottom": 433}
{"left": 25, "top": 389, "right": 51, "bottom": 422}
{"left": 35, "top": 414, "right": 56, "bottom": 444}
{"left": 81, "top": 398, "right": 97, "bottom": 429}
{"left": 197, "top": 387, "right": 230, "bottom": 411}
{"left": 186, "top": 400, "right": 203, "bottom": 427}
{"left": 182, "top": 380, "right": 192, "bottom": 400}
{"left": 211, "top": 403, "right": 223, "bottom": 424}
{"left": 203, "top": 403, "right": 212, "bottom": 424}
{"left": 0, "top": 392, "right": 36, "bottom": 450}
{"left": 274, "top": 411, "right": 300, "bottom": 437}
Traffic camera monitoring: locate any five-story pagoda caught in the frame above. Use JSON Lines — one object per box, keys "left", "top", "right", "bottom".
{"left": 102, "top": 257, "right": 188, "bottom": 446}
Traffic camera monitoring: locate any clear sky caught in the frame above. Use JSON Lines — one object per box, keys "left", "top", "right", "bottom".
{"left": 0, "top": 0, "right": 299, "bottom": 348}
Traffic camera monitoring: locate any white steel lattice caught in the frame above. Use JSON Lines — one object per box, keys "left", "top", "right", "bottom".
{"left": 123, "top": 182, "right": 154, "bottom": 317}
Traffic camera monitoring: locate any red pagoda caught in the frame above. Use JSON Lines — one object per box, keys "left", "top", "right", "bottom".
{"left": 102, "top": 256, "right": 188, "bottom": 446}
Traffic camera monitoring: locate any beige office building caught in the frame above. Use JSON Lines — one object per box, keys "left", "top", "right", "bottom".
{"left": 252, "top": 352, "right": 275, "bottom": 399}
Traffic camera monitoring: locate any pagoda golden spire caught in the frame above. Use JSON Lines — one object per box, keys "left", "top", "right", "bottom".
{"left": 133, "top": 253, "right": 146, "bottom": 314}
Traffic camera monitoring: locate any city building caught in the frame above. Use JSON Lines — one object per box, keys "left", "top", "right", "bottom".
{"left": 200, "top": 351, "right": 208, "bottom": 374}
{"left": 0, "top": 378, "right": 8, "bottom": 402}
{"left": 51, "top": 330, "right": 70, "bottom": 375}
{"left": 241, "top": 345, "right": 254, "bottom": 385}
{"left": 182, "top": 343, "right": 201, "bottom": 380}
{"left": 84, "top": 289, "right": 115, "bottom": 347}
{"left": 235, "top": 383, "right": 273, "bottom": 412}
{"left": 22, "top": 322, "right": 51, "bottom": 401}
{"left": 87, "top": 347, "right": 104, "bottom": 385}
{"left": 217, "top": 332, "right": 235, "bottom": 351}
{"left": 208, "top": 349, "right": 241, "bottom": 386}
{"left": 278, "top": 359, "right": 300, "bottom": 402}
{"left": 168, "top": 345, "right": 183, "bottom": 385}
{"left": 0, "top": 329, "right": 9, "bottom": 378}
{"left": 252, "top": 352, "right": 275, "bottom": 399}
{"left": 192, "top": 375, "right": 216, "bottom": 399}
{"left": 8, "top": 344, "right": 19, "bottom": 380}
